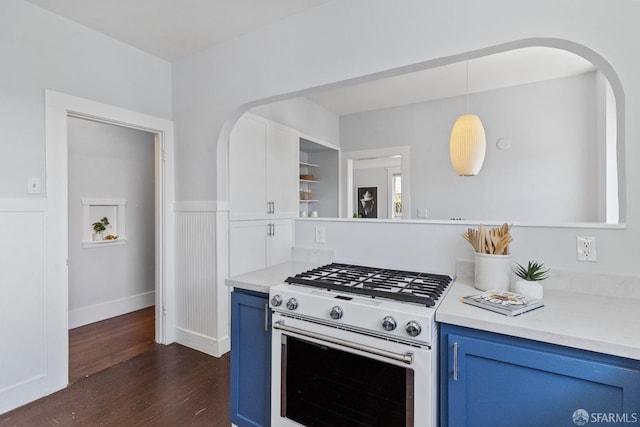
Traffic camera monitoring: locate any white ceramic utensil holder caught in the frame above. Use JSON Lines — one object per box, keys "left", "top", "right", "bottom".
{"left": 474, "top": 253, "right": 513, "bottom": 291}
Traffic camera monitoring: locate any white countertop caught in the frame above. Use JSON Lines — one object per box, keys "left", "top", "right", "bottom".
{"left": 225, "top": 247, "right": 334, "bottom": 293}
{"left": 436, "top": 276, "right": 640, "bottom": 361}
{"left": 226, "top": 261, "right": 323, "bottom": 294}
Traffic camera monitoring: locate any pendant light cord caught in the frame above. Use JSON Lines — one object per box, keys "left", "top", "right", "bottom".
{"left": 465, "top": 60, "right": 470, "bottom": 113}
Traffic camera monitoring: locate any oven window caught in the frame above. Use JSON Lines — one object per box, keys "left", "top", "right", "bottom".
{"left": 282, "top": 335, "right": 413, "bottom": 427}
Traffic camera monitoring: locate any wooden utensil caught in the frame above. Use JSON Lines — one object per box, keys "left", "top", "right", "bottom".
{"left": 494, "top": 234, "right": 513, "bottom": 255}
{"left": 463, "top": 228, "right": 480, "bottom": 252}
{"left": 463, "top": 224, "right": 512, "bottom": 255}
{"left": 490, "top": 228, "right": 501, "bottom": 254}
{"left": 485, "top": 228, "right": 494, "bottom": 254}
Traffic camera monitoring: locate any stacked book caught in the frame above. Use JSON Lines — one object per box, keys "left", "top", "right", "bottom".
{"left": 462, "top": 289, "right": 544, "bottom": 317}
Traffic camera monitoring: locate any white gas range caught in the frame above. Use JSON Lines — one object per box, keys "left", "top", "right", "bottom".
{"left": 268, "top": 263, "right": 454, "bottom": 427}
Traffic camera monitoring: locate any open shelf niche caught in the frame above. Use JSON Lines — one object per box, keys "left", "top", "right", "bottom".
{"left": 81, "top": 198, "right": 127, "bottom": 248}
{"left": 299, "top": 136, "right": 340, "bottom": 218}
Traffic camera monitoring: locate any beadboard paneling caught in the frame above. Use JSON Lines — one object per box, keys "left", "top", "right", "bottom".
{"left": 175, "top": 209, "right": 221, "bottom": 355}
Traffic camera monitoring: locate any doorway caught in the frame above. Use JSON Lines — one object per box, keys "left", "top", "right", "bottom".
{"left": 66, "top": 117, "right": 157, "bottom": 380}
{"left": 45, "top": 90, "right": 175, "bottom": 391}
{"left": 341, "top": 146, "right": 411, "bottom": 219}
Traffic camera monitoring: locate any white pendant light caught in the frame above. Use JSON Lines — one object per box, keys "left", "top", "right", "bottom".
{"left": 450, "top": 62, "right": 486, "bottom": 176}
{"left": 450, "top": 114, "right": 486, "bottom": 175}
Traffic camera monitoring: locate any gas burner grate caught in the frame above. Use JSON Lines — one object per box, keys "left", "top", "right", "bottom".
{"left": 285, "top": 263, "right": 453, "bottom": 307}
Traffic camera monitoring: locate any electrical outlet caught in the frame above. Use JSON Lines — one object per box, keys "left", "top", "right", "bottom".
{"left": 315, "top": 226, "right": 326, "bottom": 244}
{"left": 577, "top": 236, "right": 596, "bottom": 262}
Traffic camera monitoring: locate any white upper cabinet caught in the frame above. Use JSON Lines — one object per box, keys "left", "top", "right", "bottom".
{"left": 229, "top": 114, "right": 268, "bottom": 219}
{"left": 229, "top": 114, "right": 298, "bottom": 220}
{"left": 266, "top": 122, "right": 299, "bottom": 218}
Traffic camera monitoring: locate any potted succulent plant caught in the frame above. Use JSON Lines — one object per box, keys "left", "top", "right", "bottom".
{"left": 512, "top": 261, "right": 549, "bottom": 299}
{"left": 92, "top": 217, "right": 110, "bottom": 241}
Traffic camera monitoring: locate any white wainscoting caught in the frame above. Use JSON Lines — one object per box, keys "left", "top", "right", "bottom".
{"left": 0, "top": 199, "right": 49, "bottom": 414}
{"left": 174, "top": 201, "right": 230, "bottom": 357}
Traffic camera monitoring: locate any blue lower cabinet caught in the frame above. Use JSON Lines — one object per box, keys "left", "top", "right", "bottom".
{"left": 440, "top": 324, "right": 640, "bottom": 427}
{"left": 230, "top": 289, "right": 271, "bottom": 427}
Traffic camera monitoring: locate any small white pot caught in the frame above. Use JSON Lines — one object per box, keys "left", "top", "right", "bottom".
{"left": 512, "top": 279, "right": 544, "bottom": 300}
{"left": 92, "top": 232, "right": 104, "bottom": 241}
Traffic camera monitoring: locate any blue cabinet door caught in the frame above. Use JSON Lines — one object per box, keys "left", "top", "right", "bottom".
{"left": 440, "top": 324, "right": 640, "bottom": 427}
{"left": 230, "top": 289, "right": 271, "bottom": 427}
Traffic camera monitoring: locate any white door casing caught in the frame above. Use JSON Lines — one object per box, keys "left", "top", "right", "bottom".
{"left": 45, "top": 90, "right": 175, "bottom": 393}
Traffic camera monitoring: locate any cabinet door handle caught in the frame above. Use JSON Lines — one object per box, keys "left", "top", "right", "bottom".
{"left": 264, "top": 303, "right": 269, "bottom": 331}
{"left": 453, "top": 341, "right": 459, "bottom": 381}
{"left": 271, "top": 201, "right": 275, "bottom": 214}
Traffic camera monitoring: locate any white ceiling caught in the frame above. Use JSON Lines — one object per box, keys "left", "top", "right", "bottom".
{"left": 23, "top": 0, "right": 332, "bottom": 61}
{"left": 306, "top": 47, "right": 596, "bottom": 115}
{"left": 23, "top": 1, "right": 596, "bottom": 116}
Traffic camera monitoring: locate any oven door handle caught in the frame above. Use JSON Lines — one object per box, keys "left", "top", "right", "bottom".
{"left": 273, "top": 320, "right": 414, "bottom": 365}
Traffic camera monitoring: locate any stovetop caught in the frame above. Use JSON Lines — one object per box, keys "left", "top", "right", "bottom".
{"left": 284, "top": 263, "right": 453, "bottom": 307}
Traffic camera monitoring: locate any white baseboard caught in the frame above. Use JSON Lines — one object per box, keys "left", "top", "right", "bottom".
{"left": 175, "top": 327, "right": 230, "bottom": 357}
{"left": 69, "top": 291, "right": 155, "bottom": 329}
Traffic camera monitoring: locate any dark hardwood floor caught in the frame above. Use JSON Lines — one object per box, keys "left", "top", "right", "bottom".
{"left": 69, "top": 307, "right": 160, "bottom": 383}
{"left": 1, "top": 309, "right": 231, "bottom": 426}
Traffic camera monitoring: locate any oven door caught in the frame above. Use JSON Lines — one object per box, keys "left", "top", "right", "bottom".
{"left": 270, "top": 313, "right": 435, "bottom": 427}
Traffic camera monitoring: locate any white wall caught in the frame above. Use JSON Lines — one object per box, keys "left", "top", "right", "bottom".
{"left": 249, "top": 97, "right": 340, "bottom": 144}
{"left": 171, "top": 0, "right": 640, "bottom": 360}
{"left": 67, "top": 118, "right": 155, "bottom": 328}
{"left": 172, "top": 0, "right": 639, "bottom": 266}
{"left": 0, "top": 0, "right": 172, "bottom": 414}
{"left": 340, "top": 72, "right": 600, "bottom": 223}
{"left": 0, "top": 0, "right": 171, "bottom": 199}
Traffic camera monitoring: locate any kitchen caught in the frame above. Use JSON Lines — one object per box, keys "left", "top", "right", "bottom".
{"left": 2, "top": 0, "right": 640, "bottom": 426}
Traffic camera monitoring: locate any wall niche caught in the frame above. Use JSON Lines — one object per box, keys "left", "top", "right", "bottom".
{"left": 81, "top": 198, "right": 126, "bottom": 248}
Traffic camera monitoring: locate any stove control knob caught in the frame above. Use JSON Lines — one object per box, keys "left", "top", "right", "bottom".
{"left": 286, "top": 298, "right": 298, "bottom": 311}
{"left": 270, "top": 295, "right": 283, "bottom": 307}
{"left": 382, "top": 316, "right": 397, "bottom": 331}
{"left": 329, "top": 306, "right": 343, "bottom": 320}
{"left": 406, "top": 321, "right": 422, "bottom": 337}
